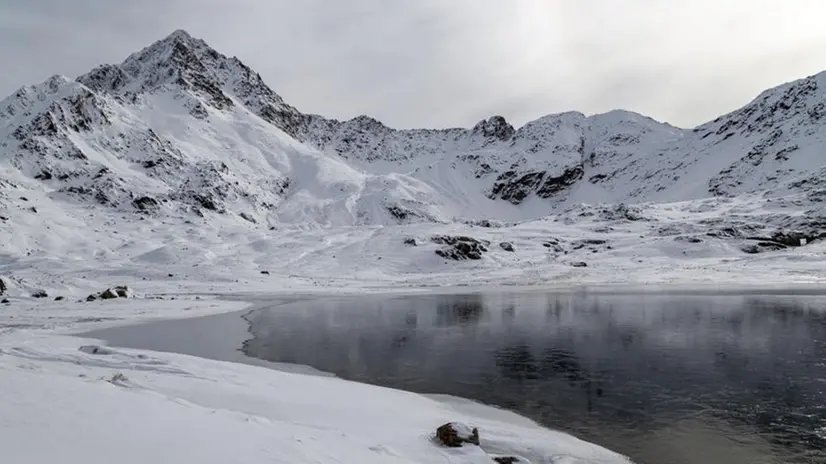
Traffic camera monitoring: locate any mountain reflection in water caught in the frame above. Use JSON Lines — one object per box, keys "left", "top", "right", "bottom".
{"left": 243, "top": 292, "right": 826, "bottom": 464}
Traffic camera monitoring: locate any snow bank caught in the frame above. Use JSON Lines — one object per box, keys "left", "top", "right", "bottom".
{"left": 0, "top": 330, "right": 630, "bottom": 464}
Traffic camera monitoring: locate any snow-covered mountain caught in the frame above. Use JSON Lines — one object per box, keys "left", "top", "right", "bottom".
{"left": 2, "top": 29, "right": 823, "bottom": 226}
{"left": 1, "top": 30, "right": 824, "bottom": 296}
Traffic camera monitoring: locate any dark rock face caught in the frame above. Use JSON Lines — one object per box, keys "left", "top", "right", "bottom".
{"left": 432, "top": 235, "right": 490, "bottom": 260}
{"left": 756, "top": 241, "right": 786, "bottom": 251}
{"left": 403, "top": 237, "right": 418, "bottom": 246}
{"left": 675, "top": 236, "right": 704, "bottom": 244}
{"left": 1, "top": 298, "right": 9, "bottom": 304}
{"left": 87, "top": 286, "right": 131, "bottom": 301}
{"left": 542, "top": 238, "right": 565, "bottom": 253}
{"left": 472, "top": 116, "right": 515, "bottom": 141}
{"left": 0, "top": 277, "right": 7, "bottom": 295}
{"left": 32, "top": 290, "right": 48, "bottom": 298}
{"left": 536, "top": 165, "right": 584, "bottom": 198}
{"left": 114, "top": 286, "right": 129, "bottom": 298}
{"left": 435, "top": 422, "right": 480, "bottom": 448}
{"left": 132, "top": 196, "right": 160, "bottom": 212}
{"left": 707, "top": 226, "right": 826, "bottom": 250}
{"left": 597, "top": 203, "right": 646, "bottom": 221}
{"left": 100, "top": 288, "right": 119, "bottom": 299}
{"left": 499, "top": 242, "right": 515, "bottom": 252}
{"left": 386, "top": 204, "right": 434, "bottom": 224}
{"left": 489, "top": 165, "right": 584, "bottom": 205}
{"left": 770, "top": 231, "right": 818, "bottom": 247}
{"left": 493, "top": 457, "right": 526, "bottom": 464}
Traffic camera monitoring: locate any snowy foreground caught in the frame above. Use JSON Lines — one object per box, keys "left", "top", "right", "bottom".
{"left": 0, "top": 296, "right": 631, "bottom": 464}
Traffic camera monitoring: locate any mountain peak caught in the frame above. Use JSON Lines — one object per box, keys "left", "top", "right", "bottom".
{"left": 472, "top": 115, "right": 515, "bottom": 141}
{"left": 164, "top": 29, "right": 195, "bottom": 43}
{"left": 77, "top": 29, "right": 229, "bottom": 99}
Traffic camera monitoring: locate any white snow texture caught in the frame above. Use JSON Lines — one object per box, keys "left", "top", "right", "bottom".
{"left": 1, "top": 29, "right": 825, "bottom": 464}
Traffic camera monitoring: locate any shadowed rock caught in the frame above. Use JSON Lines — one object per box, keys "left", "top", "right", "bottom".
{"left": 435, "top": 422, "right": 480, "bottom": 447}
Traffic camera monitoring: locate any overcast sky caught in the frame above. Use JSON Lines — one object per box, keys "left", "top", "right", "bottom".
{"left": 2, "top": 0, "right": 826, "bottom": 129}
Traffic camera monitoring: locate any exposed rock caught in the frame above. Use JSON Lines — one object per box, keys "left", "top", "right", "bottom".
{"left": 239, "top": 212, "right": 257, "bottom": 223}
{"left": 465, "top": 219, "right": 502, "bottom": 228}
{"left": 0, "top": 277, "right": 7, "bottom": 295}
{"left": 536, "top": 165, "right": 584, "bottom": 198}
{"left": 435, "top": 422, "right": 480, "bottom": 448}
{"left": 472, "top": 115, "right": 515, "bottom": 141}
{"left": 113, "top": 286, "right": 130, "bottom": 297}
{"left": 132, "top": 195, "right": 160, "bottom": 212}
{"left": 260, "top": 270, "right": 270, "bottom": 275}
{"left": 541, "top": 238, "right": 565, "bottom": 253}
{"left": 100, "top": 288, "right": 119, "bottom": 299}
{"left": 87, "top": 285, "right": 131, "bottom": 301}
{"left": 1, "top": 298, "right": 9, "bottom": 304}
{"left": 492, "top": 457, "right": 530, "bottom": 464}
{"left": 386, "top": 204, "right": 435, "bottom": 224}
{"left": 432, "top": 235, "right": 490, "bottom": 261}
{"left": 403, "top": 237, "right": 418, "bottom": 246}
{"left": 575, "top": 239, "right": 607, "bottom": 246}
{"left": 757, "top": 241, "right": 786, "bottom": 251}
{"left": 54, "top": 296, "right": 65, "bottom": 301}
{"left": 571, "top": 261, "right": 588, "bottom": 268}
{"left": 770, "top": 231, "right": 816, "bottom": 247}
{"left": 499, "top": 242, "right": 515, "bottom": 252}
{"left": 597, "top": 203, "right": 646, "bottom": 222}
{"left": 675, "top": 236, "right": 704, "bottom": 244}
{"left": 32, "top": 290, "right": 48, "bottom": 298}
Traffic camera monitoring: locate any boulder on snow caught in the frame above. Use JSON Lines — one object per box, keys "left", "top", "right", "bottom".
{"left": 1, "top": 298, "right": 9, "bottom": 304}
{"left": 403, "top": 237, "right": 418, "bottom": 246}
{"left": 435, "top": 422, "right": 480, "bottom": 448}
{"left": 31, "top": 290, "right": 48, "bottom": 298}
{"left": 499, "top": 242, "right": 515, "bottom": 252}
{"left": 114, "top": 286, "right": 130, "bottom": 298}
{"left": 541, "top": 238, "right": 565, "bottom": 253}
{"left": 100, "top": 288, "right": 119, "bottom": 299}
{"left": 492, "top": 457, "right": 530, "bottom": 464}
{"left": 432, "top": 235, "right": 490, "bottom": 261}
{"left": 571, "top": 261, "right": 588, "bottom": 268}
{"left": 0, "top": 277, "right": 7, "bottom": 295}
{"left": 239, "top": 212, "right": 257, "bottom": 223}
{"left": 87, "top": 286, "right": 132, "bottom": 301}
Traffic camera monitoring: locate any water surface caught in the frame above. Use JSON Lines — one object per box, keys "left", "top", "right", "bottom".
{"left": 85, "top": 292, "right": 826, "bottom": 464}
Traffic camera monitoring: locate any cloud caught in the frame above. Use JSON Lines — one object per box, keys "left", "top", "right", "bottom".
{"left": 1, "top": 0, "right": 826, "bottom": 129}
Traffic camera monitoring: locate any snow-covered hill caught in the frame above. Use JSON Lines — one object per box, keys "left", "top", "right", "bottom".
{"left": 0, "top": 29, "right": 824, "bottom": 297}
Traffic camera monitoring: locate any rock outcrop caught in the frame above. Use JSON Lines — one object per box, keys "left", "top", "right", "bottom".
{"left": 435, "top": 422, "right": 480, "bottom": 448}
{"left": 432, "top": 235, "right": 490, "bottom": 260}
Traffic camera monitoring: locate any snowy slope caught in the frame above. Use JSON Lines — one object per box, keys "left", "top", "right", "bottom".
{"left": 0, "top": 28, "right": 824, "bottom": 294}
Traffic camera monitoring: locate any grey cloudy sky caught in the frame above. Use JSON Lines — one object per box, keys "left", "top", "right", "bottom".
{"left": 2, "top": 0, "right": 826, "bottom": 129}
